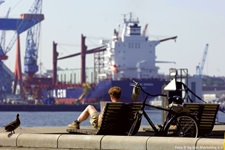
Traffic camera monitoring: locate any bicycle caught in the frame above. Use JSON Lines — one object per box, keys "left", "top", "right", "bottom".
{"left": 128, "top": 80, "right": 199, "bottom": 137}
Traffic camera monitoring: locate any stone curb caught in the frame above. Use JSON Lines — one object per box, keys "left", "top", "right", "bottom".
{"left": 58, "top": 134, "right": 104, "bottom": 149}
{"left": 0, "top": 133, "right": 224, "bottom": 150}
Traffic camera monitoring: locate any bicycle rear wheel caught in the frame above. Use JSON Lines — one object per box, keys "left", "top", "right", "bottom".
{"left": 165, "top": 115, "right": 198, "bottom": 137}
{"left": 128, "top": 112, "right": 142, "bottom": 136}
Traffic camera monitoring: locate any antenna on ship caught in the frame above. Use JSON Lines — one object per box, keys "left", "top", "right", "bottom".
{"left": 121, "top": 13, "right": 128, "bottom": 36}
{"left": 122, "top": 13, "right": 127, "bottom": 22}
{"left": 129, "top": 12, "right": 132, "bottom": 21}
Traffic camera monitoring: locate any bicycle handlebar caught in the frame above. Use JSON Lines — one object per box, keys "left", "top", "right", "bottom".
{"left": 133, "top": 80, "right": 167, "bottom": 97}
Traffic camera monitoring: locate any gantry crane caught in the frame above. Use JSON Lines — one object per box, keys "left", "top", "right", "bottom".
{"left": 24, "top": 0, "right": 42, "bottom": 78}
{"left": 196, "top": 44, "right": 209, "bottom": 77}
{"left": 22, "top": 0, "right": 43, "bottom": 99}
{"left": 0, "top": 1, "right": 11, "bottom": 100}
{"left": 0, "top": 0, "right": 44, "bottom": 100}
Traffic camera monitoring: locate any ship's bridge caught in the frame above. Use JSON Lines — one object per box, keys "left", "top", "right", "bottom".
{"left": 126, "top": 23, "right": 141, "bottom": 36}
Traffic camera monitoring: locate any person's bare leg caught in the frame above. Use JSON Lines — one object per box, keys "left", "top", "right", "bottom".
{"left": 77, "top": 105, "right": 97, "bottom": 122}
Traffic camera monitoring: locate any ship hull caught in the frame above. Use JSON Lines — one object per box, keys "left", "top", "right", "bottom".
{"left": 42, "top": 79, "right": 167, "bottom": 104}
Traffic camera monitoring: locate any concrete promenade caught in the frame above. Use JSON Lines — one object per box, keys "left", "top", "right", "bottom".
{"left": 0, "top": 125, "right": 224, "bottom": 150}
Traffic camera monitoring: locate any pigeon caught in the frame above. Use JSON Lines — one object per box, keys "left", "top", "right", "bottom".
{"left": 4, "top": 114, "right": 21, "bottom": 133}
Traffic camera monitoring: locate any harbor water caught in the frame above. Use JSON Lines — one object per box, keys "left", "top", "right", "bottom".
{"left": 0, "top": 110, "right": 224, "bottom": 127}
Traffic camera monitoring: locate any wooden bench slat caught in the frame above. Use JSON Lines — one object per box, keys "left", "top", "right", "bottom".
{"left": 67, "top": 102, "right": 142, "bottom": 135}
{"left": 183, "top": 103, "right": 219, "bottom": 136}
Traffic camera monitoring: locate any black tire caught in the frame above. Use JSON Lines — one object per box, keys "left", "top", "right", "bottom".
{"left": 164, "top": 115, "right": 198, "bottom": 137}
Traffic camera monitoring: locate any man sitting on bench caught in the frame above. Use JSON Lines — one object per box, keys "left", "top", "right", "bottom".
{"left": 67, "top": 86, "right": 121, "bottom": 129}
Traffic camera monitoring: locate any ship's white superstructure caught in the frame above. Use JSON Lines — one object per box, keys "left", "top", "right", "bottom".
{"left": 102, "top": 13, "right": 177, "bottom": 80}
{"left": 57, "top": 13, "right": 177, "bottom": 84}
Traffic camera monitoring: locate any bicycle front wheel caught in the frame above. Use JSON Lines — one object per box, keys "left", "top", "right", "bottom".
{"left": 165, "top": 115, "right": 198, "bottom": 137}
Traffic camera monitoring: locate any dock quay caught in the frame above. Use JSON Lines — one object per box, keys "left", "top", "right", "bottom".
{"left": 0, "top": 125, "right": 224, "bottom": 150}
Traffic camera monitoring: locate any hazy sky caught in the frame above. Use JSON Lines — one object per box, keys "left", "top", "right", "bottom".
{"left": 1, "top": 0, "right": 225, "bottom": 77}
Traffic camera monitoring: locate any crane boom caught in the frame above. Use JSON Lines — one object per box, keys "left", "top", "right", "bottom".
{"left": 142, "top": 23, "right": 148, "bottom": 36}
{"left": 196, "top": 44, "right": 209, "bottom": 77}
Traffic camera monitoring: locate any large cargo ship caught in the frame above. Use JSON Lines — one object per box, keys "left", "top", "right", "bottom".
{"left": 42, "top": 13, "right": 177, "bottom": 105}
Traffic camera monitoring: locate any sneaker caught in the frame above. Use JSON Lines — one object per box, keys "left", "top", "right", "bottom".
{"left": 68, "top": 121, "right": 80, "bottom": 129}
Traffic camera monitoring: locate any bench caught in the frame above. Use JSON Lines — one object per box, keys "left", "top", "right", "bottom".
{"left": 66, "top": 102, "right": 142, "bottom": 135}
{"left": 183, "top": 103, "right": 219, "bottom": 136}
